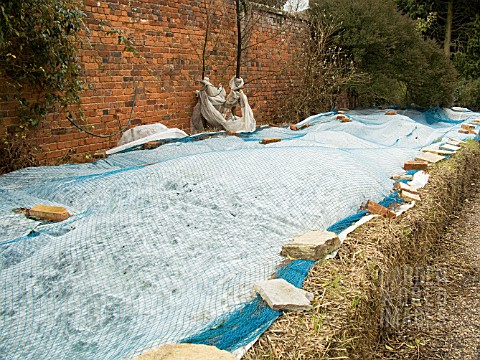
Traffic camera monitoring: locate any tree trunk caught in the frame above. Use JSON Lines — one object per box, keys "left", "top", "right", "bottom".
{"left": 444, "top": 0, "right": 453, "bottom": 57}
{"left": 236, "top": 0, "right": 242, "bottom": 78}
{"left": 201, "top": 3, "right": 210, "bottom": 79}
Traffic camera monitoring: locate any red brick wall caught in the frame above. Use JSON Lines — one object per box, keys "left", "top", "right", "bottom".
{"left": 0, "top": 1, "right": 307, "bottom": 165}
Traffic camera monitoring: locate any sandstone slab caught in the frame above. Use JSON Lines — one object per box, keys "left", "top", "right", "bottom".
{"left": 422, "top": 148, "right": 454, "bottom": 156}
{"left": 281, "top": 231, "right": 341, "bottom": 260}
{"left": 253, "top": 278, "right": 314, "bottom": 312}
{"left": 134, "top": 344, "right": 236, "bottom": 360}
{"left": 447, "top": 138, "right": 464, "bottom": 146}
{"left": 391, "top": 173, "right": 414, "bottom": 181}
{"left": 28, "top": 205, "right": 71, "bottom": 222}
{"left": 462, "top": 123, "right": 475, "bottom": 131}
{"left": 404, "top": 160, "right": 429, "bottom": 171}
{"left": 400, "top": 190, "right": 421, "bottom": 202}
{"left": 394, "top": 182, "right": 418, "bottom": 194}
{"left": 260, "top": 138, "right": 282, "bottom": 145}
{"left": 290, "top": 124, "right": 310, "bottom": 131}
{"left": 460, "top": 124, "right": 478, "bottom": 135}
{"left": 142, "top": 141, "right": 162, "bottom": 150}
{"left": 440, "top": 144, "right": 461, "bottom": 152}
{"left": 415, "top": 152, "right": 445, "bottom": 163}
{"left": 367, "top": 200, "right": 396, "bottom": 218}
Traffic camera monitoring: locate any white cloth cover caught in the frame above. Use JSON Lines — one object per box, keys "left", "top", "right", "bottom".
{"left": 118, "top": 124, "right": 169, "bottom": 146}
{"left": 107, "top": 124, "right": 188, "bottom": 155}
{"left": 190, "top": 77, "right": 256, "bottom": 134}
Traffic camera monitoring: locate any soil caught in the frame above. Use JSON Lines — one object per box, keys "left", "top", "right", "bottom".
{"left": 382, "top": 186, "right": 480, "bottom": 359}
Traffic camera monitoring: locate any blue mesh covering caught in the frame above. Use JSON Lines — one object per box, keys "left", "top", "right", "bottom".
{"left": 328, "top": 190, "right": 404, "bottom": 235}
{"left": 378, "top": 191, "right": 404, "bottom": 207}
{"left": 182, "top": 298, "right": 280, "bottom": 352}
{"left": 327, "top": 211, "right": 368, "bottom": 234}
{"left": 1, "top": 107, "right": 480, "bottom": 359}
{"left": 184, "top": 190, "right": 406, "bottom": 351}
{"left": 181, "top": 260, "right": 314, "bottom": 352}
{"left": 423, "top": 107, "right": 462, "bottom": 124}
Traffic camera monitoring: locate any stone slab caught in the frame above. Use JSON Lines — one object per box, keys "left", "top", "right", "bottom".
{"left": 366, "top": 200, "right": 396, "bottom": 218}
{"left": 400, "top": 190, "right": 421, "bottom": 202}
{"left": 253, "top": 279, "right": 314, "bottom": 312}
{"left": 142, "top": 141, "right": 162, "bottom": 150}
{"left": 28, "top": 205, "right": 71, "bottom": 222}
{"left": 462, "top": 123, "right": 475, "bottom": 131}
{"left": 391, "top": 173, "right": 414, "bottom": 181}
{"left": 422, "top": 148, "right": 454, "bottom": 156}
{"left": 447, "top": 138, "right": 465, "bottom": 145}
{"left": 415, "top": 152, "right": 445, "bottom": 163}
{"left": 440, "top": 144, "right": 461, "bottom": 152}
{"left": 460, "top": 124, "right": 478, "bottom": 135}
{"left": 260, "top": 138, "right": 282, "bottom": 145}
{"left": 281, "top": 231, "right": 341, "bottom": 260}
{"left": 394, "top": 182, "right": 418, "bottom": 194}
{"left": 404, "top": 160, "right": 429, "bottom": 171}
{"left": 290, "top": 124, "right": 310, "bottom": 131}
{"left": 134, "top": 344, "right": 236, "bottom": 360}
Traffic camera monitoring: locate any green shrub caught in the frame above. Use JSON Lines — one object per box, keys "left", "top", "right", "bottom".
{"left": 309, "top": 0, "right": 458, "bottom": 107}
{"left": 456, "top": 78, "right": 480, "bottom": 110}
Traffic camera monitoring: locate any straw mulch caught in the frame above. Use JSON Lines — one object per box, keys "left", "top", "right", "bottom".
{"left": 245, "top": 141, "right": 480, "bottom": 359}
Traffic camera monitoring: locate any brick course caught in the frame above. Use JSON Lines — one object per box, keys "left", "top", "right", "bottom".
{"left": 0, "top": 1, "right": 307, "bottom": 165}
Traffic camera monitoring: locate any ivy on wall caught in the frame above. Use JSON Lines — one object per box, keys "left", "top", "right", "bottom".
{"left": 0, "top": 0, "right": 85, "bottom": 126}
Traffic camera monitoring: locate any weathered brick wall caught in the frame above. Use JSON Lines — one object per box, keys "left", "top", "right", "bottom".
{"left": 0, "top": 1, "right": 307, "bottom": 165}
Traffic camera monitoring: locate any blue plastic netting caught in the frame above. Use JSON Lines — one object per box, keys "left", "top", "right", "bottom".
{"left": 1, "top": 107, "right": 479, "bottom": 359}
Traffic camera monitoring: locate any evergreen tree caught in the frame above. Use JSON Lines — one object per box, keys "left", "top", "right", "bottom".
{"left": 309, "top": 0, "right": 457, "bottom": 107}
{"left": 396, "top": 0, "right": 480, "bottom": 108}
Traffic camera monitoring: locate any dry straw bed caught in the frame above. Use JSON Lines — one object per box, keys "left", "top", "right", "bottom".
{"left": 245, "top": 141, "right": 480, "bottom": 359}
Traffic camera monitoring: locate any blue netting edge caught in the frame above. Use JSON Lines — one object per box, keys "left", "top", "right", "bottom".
{"left": 98, "top": 107, "right": 473, "bottom": 157}
{"left": 180, "top": 260, "right": 314, "bottom": 352}
{"left": 179, "top": 191, "right": 405, "bottom": 352}
{"left": 110, "top": 124, "right": 302, "bottom": 155}
{"left": 109, "top": 112, "right": 341, "bottom": 156}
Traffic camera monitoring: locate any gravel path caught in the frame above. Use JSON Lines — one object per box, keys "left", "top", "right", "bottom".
{"left": 393, "top": 185, "right": 480, "bottom": 359}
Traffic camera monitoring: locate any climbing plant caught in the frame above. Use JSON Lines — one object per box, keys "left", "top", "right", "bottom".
{"left": 0, "top": 0, "right": 85, "bottom": 127}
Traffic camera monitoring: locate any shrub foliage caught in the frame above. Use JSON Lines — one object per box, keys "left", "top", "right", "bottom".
{"left": 308, "top": 0, "right": 457, "bottom": 108}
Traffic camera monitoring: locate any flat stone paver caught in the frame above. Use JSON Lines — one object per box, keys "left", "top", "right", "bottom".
{"left": 135, "top": 344, "right": 236, "bottom": 360}
{"left": 415, "top": 152, "right": 445, "bottom": 163}
{"left": 253, "top": 279, "right": 314, "bottom": 312}
{"left": 281, "top": 231, "right": 341, "bottom": 260}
